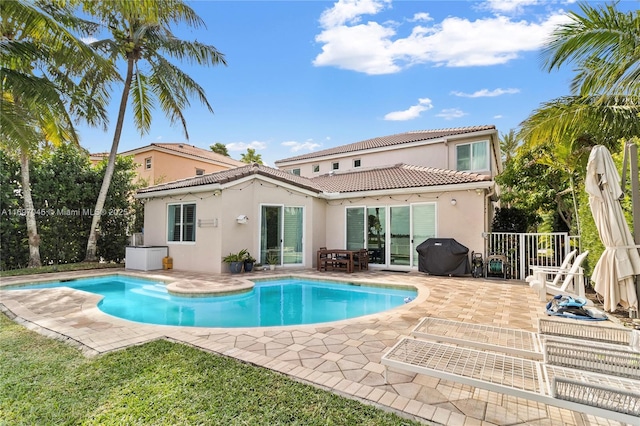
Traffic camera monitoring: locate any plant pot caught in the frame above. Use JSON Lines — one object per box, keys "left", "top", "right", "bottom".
{"left": 229, "top": 261, "right": 243, "bottom": 274}
{"left": 244, "top": 261, "right": 254, "bottom": 272}
{"left": 269, "top": 264, "right": 275, "bottom": 271}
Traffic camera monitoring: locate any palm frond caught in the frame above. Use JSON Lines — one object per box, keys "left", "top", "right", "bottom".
{"left": 519, "top": 94, "right": 640, "bottom": 147}
{"left": 541, "top": 2, "right": 640, "bottom": 97}
{"left": 131, "top": 71, "right": 153, "bottom": 134}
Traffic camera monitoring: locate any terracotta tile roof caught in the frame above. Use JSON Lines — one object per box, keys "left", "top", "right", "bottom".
{"left": 311, "top": 164, "right": 491, "bottom": 193}
{"left": 137, "top": 163, "right": 324, "bottom": 194}
{"left": 121, "top": 143, "right": 245, "bottom": 167}
{"left": 275, "top": 125, "right": 496, "bottom": 164}
{"left": 138, "top": 163, "right": 490, "bottom": 196}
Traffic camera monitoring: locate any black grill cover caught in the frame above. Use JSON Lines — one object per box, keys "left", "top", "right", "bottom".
{"left": 416, "top": 238, "right": 471, "bottom": 276}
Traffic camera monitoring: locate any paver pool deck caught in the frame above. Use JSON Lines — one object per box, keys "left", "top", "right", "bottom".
{"left": 0, "top": 268, "right": 629, "bottom": 426}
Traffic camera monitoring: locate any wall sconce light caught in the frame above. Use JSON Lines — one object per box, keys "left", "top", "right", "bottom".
{"left": 236, "top": 215, "right": 249, "bottom": 224}
{"left": 450, "top": 199, "right": 457, "bottom": 206}
{"left": 213, "top": 189, "right": 222, "bottom": 197}
{"left": 475, "top": 188, "right": 483, "bottom": 196}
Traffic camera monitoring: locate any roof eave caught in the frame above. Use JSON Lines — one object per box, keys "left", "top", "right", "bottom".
{"left": 319, "top": 181, "right": 494, "bottom": 200}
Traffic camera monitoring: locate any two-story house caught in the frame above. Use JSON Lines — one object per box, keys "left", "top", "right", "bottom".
{"left": 136, "top": 126, "right": 502, "bottom": 274}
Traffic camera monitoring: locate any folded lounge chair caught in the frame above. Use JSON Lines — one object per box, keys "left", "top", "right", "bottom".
{"left": 526, "top": 251, "right": 589, "bottom": 302}
{"left": 410, "top": 316, "right": 639, "bottom": 360}
{"left": 382, "top": 337, "right": 640, "bottom": 424}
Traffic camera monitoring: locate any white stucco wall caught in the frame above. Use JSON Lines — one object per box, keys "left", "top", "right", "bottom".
{"left": 140, "top": 177, "right": 492, "bottom": 273}
{"left": 323, "top": 188, "right": 488, "bottom": 269}
{"left": 141, "top": 178, "right": 326, "bottom": 274}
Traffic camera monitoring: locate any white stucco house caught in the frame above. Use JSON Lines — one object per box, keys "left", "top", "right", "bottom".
{"left": 136, "top": 125, "right": 502, "bottom": 273}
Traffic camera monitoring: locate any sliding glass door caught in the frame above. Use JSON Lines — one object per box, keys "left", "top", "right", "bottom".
{"left": 260, "top": 205, "right": 303, "bottom": 266}
{"left": 346, "top": 203, "right": 436, "bottom": 268}
{"left": 390, "top": 206, "right": 410, "bottom": 266}
{"left": 411, "top": 204, "right": 436, "bottom": 266}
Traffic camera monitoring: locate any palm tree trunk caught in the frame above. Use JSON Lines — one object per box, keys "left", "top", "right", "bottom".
{"left": 20, "top": 148, "right": 41, "bottom": 267}
{"left": 85, "top": 57, "right": 135, "bottom": 262}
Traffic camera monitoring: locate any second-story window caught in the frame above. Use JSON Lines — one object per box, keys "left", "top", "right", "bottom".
{"left": 353, "top": 159, "right": 361, "bottom": 168}
{"left": 195, "top": 168, "right": 205, "bottom": 176}
{"left": 145, "top": 157, "right": 152, "bottom": 170}
{"left": 291, "top": 168, "right": 301, "bottom": 176}
{"left": 312, "top": 164, "right": 320, "bottom": 173}
{"left": 332, "top": 162, "right": 339, "bottom": 171}
{"left": 456, "top": 141, "right": 489, "bottom": 172}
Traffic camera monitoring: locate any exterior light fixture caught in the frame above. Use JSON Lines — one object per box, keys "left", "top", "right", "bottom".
{"left": 236, "top": 215, "right": 249, "bottom": 224}
{"left": 450, "top": 199, "right": 457, "bottom": 206}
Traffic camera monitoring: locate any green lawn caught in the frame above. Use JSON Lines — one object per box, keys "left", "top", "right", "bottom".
{"left": 0, "top": 262, "right": 124, "bottom": 278}
{"left": 0, "top": 315, "right": 422, "bottom": 425}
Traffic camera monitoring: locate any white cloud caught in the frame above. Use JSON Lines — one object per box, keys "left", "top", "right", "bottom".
{"left": 494, "top": 114, "right": 504, "bottom": 119}
{"left": 384, "top": 98, "right": 433, "bottom": 121}
{"left": 451, "top": 88, "right": 520, "bottom": 97}
{"left": 319, "top": 0, "right": 390, "bottom": 28}
{"left": 435, "top": 108, "right": 467, "bottom": 120}
{"left": 409, "top": 12, "right": 432, "bottom": 22}
{"left": 226, "top": 141, "right": 267, "bottom": 151}
{"left": 481, "top": 0, "right": 542, "bottom": 15}
{"left": 82, "top": 36, "right": 98, "bottom": 44}
{"left": 313, "top": 0, "right": 571, "bottom": 74}
{"left": 282, "top": 139, "right": 322, "bottom": 152}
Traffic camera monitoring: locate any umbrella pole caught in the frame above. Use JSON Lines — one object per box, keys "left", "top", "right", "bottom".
{"left": 627, "top": 143, "right": 640, "bottom": 318}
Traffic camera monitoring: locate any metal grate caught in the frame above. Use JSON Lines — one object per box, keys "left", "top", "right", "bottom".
{"left": 538, "top": 318, "right": 637, "bottom": 346}
{"left": 411, "top": 317, "right": 543, "bottom": 359}
{"left": 382, "top": 337, "right": 640, "bottom": 423}
{"left": 544, "top": 342, "right": 640, "bottom": 380}
{"left": 383, "top": 338, "right": 545, "bottom": 394}
{"left": 553, "top": 377, "right": 640, "bottom": 417}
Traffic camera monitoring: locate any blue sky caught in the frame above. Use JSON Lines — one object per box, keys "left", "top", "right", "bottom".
{"left": 77, "top": 0, "right": 635, "bottom": 166}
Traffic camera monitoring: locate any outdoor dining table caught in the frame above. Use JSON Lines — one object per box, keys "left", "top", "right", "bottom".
{"left": 317, "top": 249, "right": 358, "bottom": 273}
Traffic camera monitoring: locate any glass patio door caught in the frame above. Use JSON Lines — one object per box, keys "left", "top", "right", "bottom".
{"left": 260, "top": 205, "right": 303, "bottom": 266}
{"left": 389, "top": 206, "right": 410, "bottom": 266}
{"left": 346, "top": 207, "right": 365, "bottom": 250}
{"left": 367, "top": 207, "right": 386, "bottom": 264}
{"left": 411, "top": 203, "right": 436, "bottom": 266}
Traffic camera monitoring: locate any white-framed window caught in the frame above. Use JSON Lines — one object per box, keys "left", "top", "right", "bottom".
{"left": 168, "top": 203, "right": 196, "bottom": 242}
{"left": 291, "top": 168, "right": 301, "bottom": 176}
{"left": 195, "top": 168, "right": 205, "bottom": 176}
{"left": 456, "top": 140, "right": 489, "bottom": 171}
{"left": 353, "top": 159, "right": 361, "bottom": 168}
{"left": 332, "top": 162, "right": 339, "bottom": 171}
{"left": 312, "top": 164, "right": 320, "bottom": 173}
{"left": 145, "top": 157, "right": 152, "bottom": 170}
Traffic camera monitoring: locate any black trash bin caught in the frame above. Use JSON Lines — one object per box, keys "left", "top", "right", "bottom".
{"left": 416, "top": 238, "right": 471, "bottom": 276}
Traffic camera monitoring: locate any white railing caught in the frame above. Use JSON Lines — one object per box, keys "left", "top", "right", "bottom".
{"left": 484, "top": 232, "right": 580, "bottom": 280}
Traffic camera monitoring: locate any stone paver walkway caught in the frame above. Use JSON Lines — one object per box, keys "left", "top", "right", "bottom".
{"left": 0, "top": 268, "right": 627, "bottom": 426}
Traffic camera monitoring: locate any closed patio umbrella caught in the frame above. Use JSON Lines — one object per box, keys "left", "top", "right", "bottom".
{"left": 585, "top": 145, "right": 640, "bottom": 312}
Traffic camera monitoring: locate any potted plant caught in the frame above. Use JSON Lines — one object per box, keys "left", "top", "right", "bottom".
{"left": 243, "top": 252, "right": 256, "bottom": 272}
{"left": 223, "top": 249, "right": 247, "bottom": 274}
{"left": 267, "top": 252, "right": 278, "bottom": 270}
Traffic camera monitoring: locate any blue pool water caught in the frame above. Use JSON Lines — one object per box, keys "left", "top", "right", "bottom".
{"left": 8, "top": 276, "right": 417, "bottom": 327}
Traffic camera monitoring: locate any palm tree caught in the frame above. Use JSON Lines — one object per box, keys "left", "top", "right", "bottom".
{"left": 210, "top": 142, "right": 230, "bottom": 157}
{"left": 1, "top": 0, "right": 111, "bottom": 267}
{"left": 81, "top": 0, "right": 226, "bottom": 261}
{"left": 543, "top": 2, "right": 639, "bottom": 99}
{"left": 521, "top": 2, "right": 640, "bottom": 145}
{"left": 240, "top": 148, "right": 263, "bottom": 164}
{"left": 499, "top": 129, "right": 520, "bottom": 163}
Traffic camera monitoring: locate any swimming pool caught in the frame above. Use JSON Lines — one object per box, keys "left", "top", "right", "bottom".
{"left": 7, "top": 275, "right": 417, "bottom": 327}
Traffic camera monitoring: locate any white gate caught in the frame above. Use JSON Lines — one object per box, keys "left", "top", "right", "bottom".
{"left": 484, "top": 232, "right": 580, "bottom": 280}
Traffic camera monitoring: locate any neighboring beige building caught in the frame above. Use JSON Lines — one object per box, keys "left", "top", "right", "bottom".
{"left": 136, "top": 126, "right": 501, "bottom": 274}
{"left": 92, "top": 143, "right": 245, "bottom": 186}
